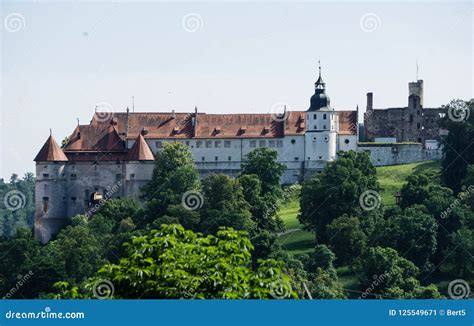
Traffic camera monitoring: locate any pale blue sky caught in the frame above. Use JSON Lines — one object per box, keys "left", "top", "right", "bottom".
{"left": 1, "top": 1, "right": 472, "bottom": 179}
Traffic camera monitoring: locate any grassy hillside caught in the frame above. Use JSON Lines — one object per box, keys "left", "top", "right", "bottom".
{"left": 277, "top": 160, "right": 442, "bottom": 255}
{"left": 377, "top": 160, "right": 441, "bottom": 206}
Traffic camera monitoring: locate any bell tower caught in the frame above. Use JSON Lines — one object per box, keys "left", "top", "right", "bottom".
{"left": 305, "top": 62, "right": 338, "bottom": 166}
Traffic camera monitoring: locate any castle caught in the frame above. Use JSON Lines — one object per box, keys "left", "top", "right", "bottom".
{"left": 364, "top": 79, "right": 446, "bottom": 145}
{"left": 33, "top": 68, "right": 445, "bottom": 243}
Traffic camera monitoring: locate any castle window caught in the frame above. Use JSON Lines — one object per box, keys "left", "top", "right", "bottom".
{"left": 228, "top": 156, "right": 232, "bottom": 161}
{"left": 323, "top": 125, "right": 326, "bottom": 129}
{"left": 313, "top": 136, "right": 317, "bottom": 142}
{"left": 259, "top": 140, "right": 266, "bottom": 147}
{"left": 269, "top": 140, "right": 275, "bottom": 148}
{"left": 43, "top": 174, "right": 49, "bottom": 178}
{"left": 42, "top": 197, "right": 49, "bottom": 202}
{"left": 276, "top": 140, "right": 283, "bottom": 148}
{"left": 417, "top": 123, "right": 421, "bottom": 129}
{"left": 323, "top": 114, "right": 327, "bottom": 120}
{"left": 156, "top": 141, "right": 163, "bottom": 148}
{"left": 319, "top": 156, "right": 322, "bottom": 160}
{"left": 71, "top": 197, "right": 77, "bottom": 202}
{"left": 250, "top": 140, "right": 257, "bottom": 148}
{"left": 313, "top": 114, "right": 317, "bottom": 119}
{"left": 294, "top": 157, "right": 299, "bottom": 161}
{"left": 291, "top": 139, "right": 296, "bottom": 144}
{"left": 410, "top": 115, "right": 413, "bottom": 123}
{"left": 224, "top": 141, "right": 231, "bottom": 148}
{"left": 130, "top": 174, "right": 135, "bottom": 179}
{"left": 215, "top": 141, "right": 222, "bottom": 148}
{"left": 215, "top": 156, "right": 218, "bottom": 161}
{"left": 196, "top": 141, "right": 203, "bottom": 148}
{"left": 70, "top": 174, "right": 77, "bottom": 180}
{"left": 185, "top": 141, "right": 190, "bottom": 146}
{"left": 344, "top": 139, "right": 350, "bottom": 144}
{"left": 206, "top": 141, "right": 212, "bottom": 148}
{"left": 202, "top": 156, "right": 205, "bottom": 161}
{"left": 324, "top": 136, "right": 329, "bottom": 142}
{"left": 417, "top": 110, "right": 420, "bottom": 116}
{"left": 314, "top": 125, "right": 317, "bottom": 129}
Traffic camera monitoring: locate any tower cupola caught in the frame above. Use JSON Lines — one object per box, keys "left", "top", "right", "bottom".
{"left": 309, "top": 61, "right": 332, "bottom": 111}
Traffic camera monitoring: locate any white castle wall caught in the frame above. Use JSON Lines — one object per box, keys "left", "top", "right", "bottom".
{"left": 357, "top": 143, "right": 442, "bottom": 166}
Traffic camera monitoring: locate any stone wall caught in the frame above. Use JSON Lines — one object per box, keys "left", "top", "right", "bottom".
{"left": 357, "top": 143, "right": 443, "bottom": 166}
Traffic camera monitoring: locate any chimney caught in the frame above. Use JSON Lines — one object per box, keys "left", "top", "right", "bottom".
{"left": 366, "top": 93, "right": 373, "bottom": 111}
{"left": 193, "top": 106, "right": 198, "bottom": 137}
{"left": 125, "top": 107, "right": 130, "bottom": 141}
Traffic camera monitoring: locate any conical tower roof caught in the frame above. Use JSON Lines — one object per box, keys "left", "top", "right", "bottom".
{"left": 125, "top": 133, "right": 154, "bottom": 161}
{"left": 34, "top": 134, "right": 68, "bottom": 162}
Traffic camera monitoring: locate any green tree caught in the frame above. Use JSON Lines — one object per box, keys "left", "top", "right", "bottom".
{"left": 355, "top": 246, "right": 441, "bottom": 299}
{"left": 0, "top": 173, "right": 35, "bottom": 237}
{"left": 50, "top": 216, "right": 106, "bottom": 282}
{"left": 327, "top": 215, "right": 367, "bottom": 265}
{"left": 240, "top": 148, "right": 286, "bottom": 198}
{"left": 441, "top": 227, "right": 474, "bottom": 279}
{"left": 376, "top": 206, "right": 437, "bottom": 271}
{"left": 70, "top": 224, "right": 296, "bottom": 299}
{"left": 199, "top": 174, "right": 254, "bottom": 234}
{"left": 309, "top": 268, "right": 346, "bottom": 299}
{"left": 399, "top": 174, "right": 431, "bottom": 208}
{"left": 250, "top": 230, "right": 282, "bottom": 267}
{"left": 302, "top": 244, "right": 337, "bottom": 277}
{"left": 238, "top": 174, "right": 284, "bottom": 232}
{"left": 299, "top": 151, "right": 379, "bottom": 242}
{"left": 142, "top": 142, "right": 200, "bottom": 224}
{"left": 0, "top": 228, "right": 42, "bottom": 297}
{"left": 461, "top": 165, "right": 474, "bottom": 210}
{"left": 440, "top": 99, "right": 474, "bottom": 193}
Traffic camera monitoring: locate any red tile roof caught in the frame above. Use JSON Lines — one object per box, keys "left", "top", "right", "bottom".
{"left": 58, "top": 110, "right": 357, "bottom": 161}
{"left": 90, "top": 111, "right": 311, "bottom": 139}
{"left": 64, "top": 124, "right": 126, "bottom": 152}
{"left": 125, "top": 133, "right": 154, "bottom": 161}
{"left": 34, "top": 135, "right": 68, "bottom": 162}
{"left": 338, "top": 111, "right": 358, "bottom": 135}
